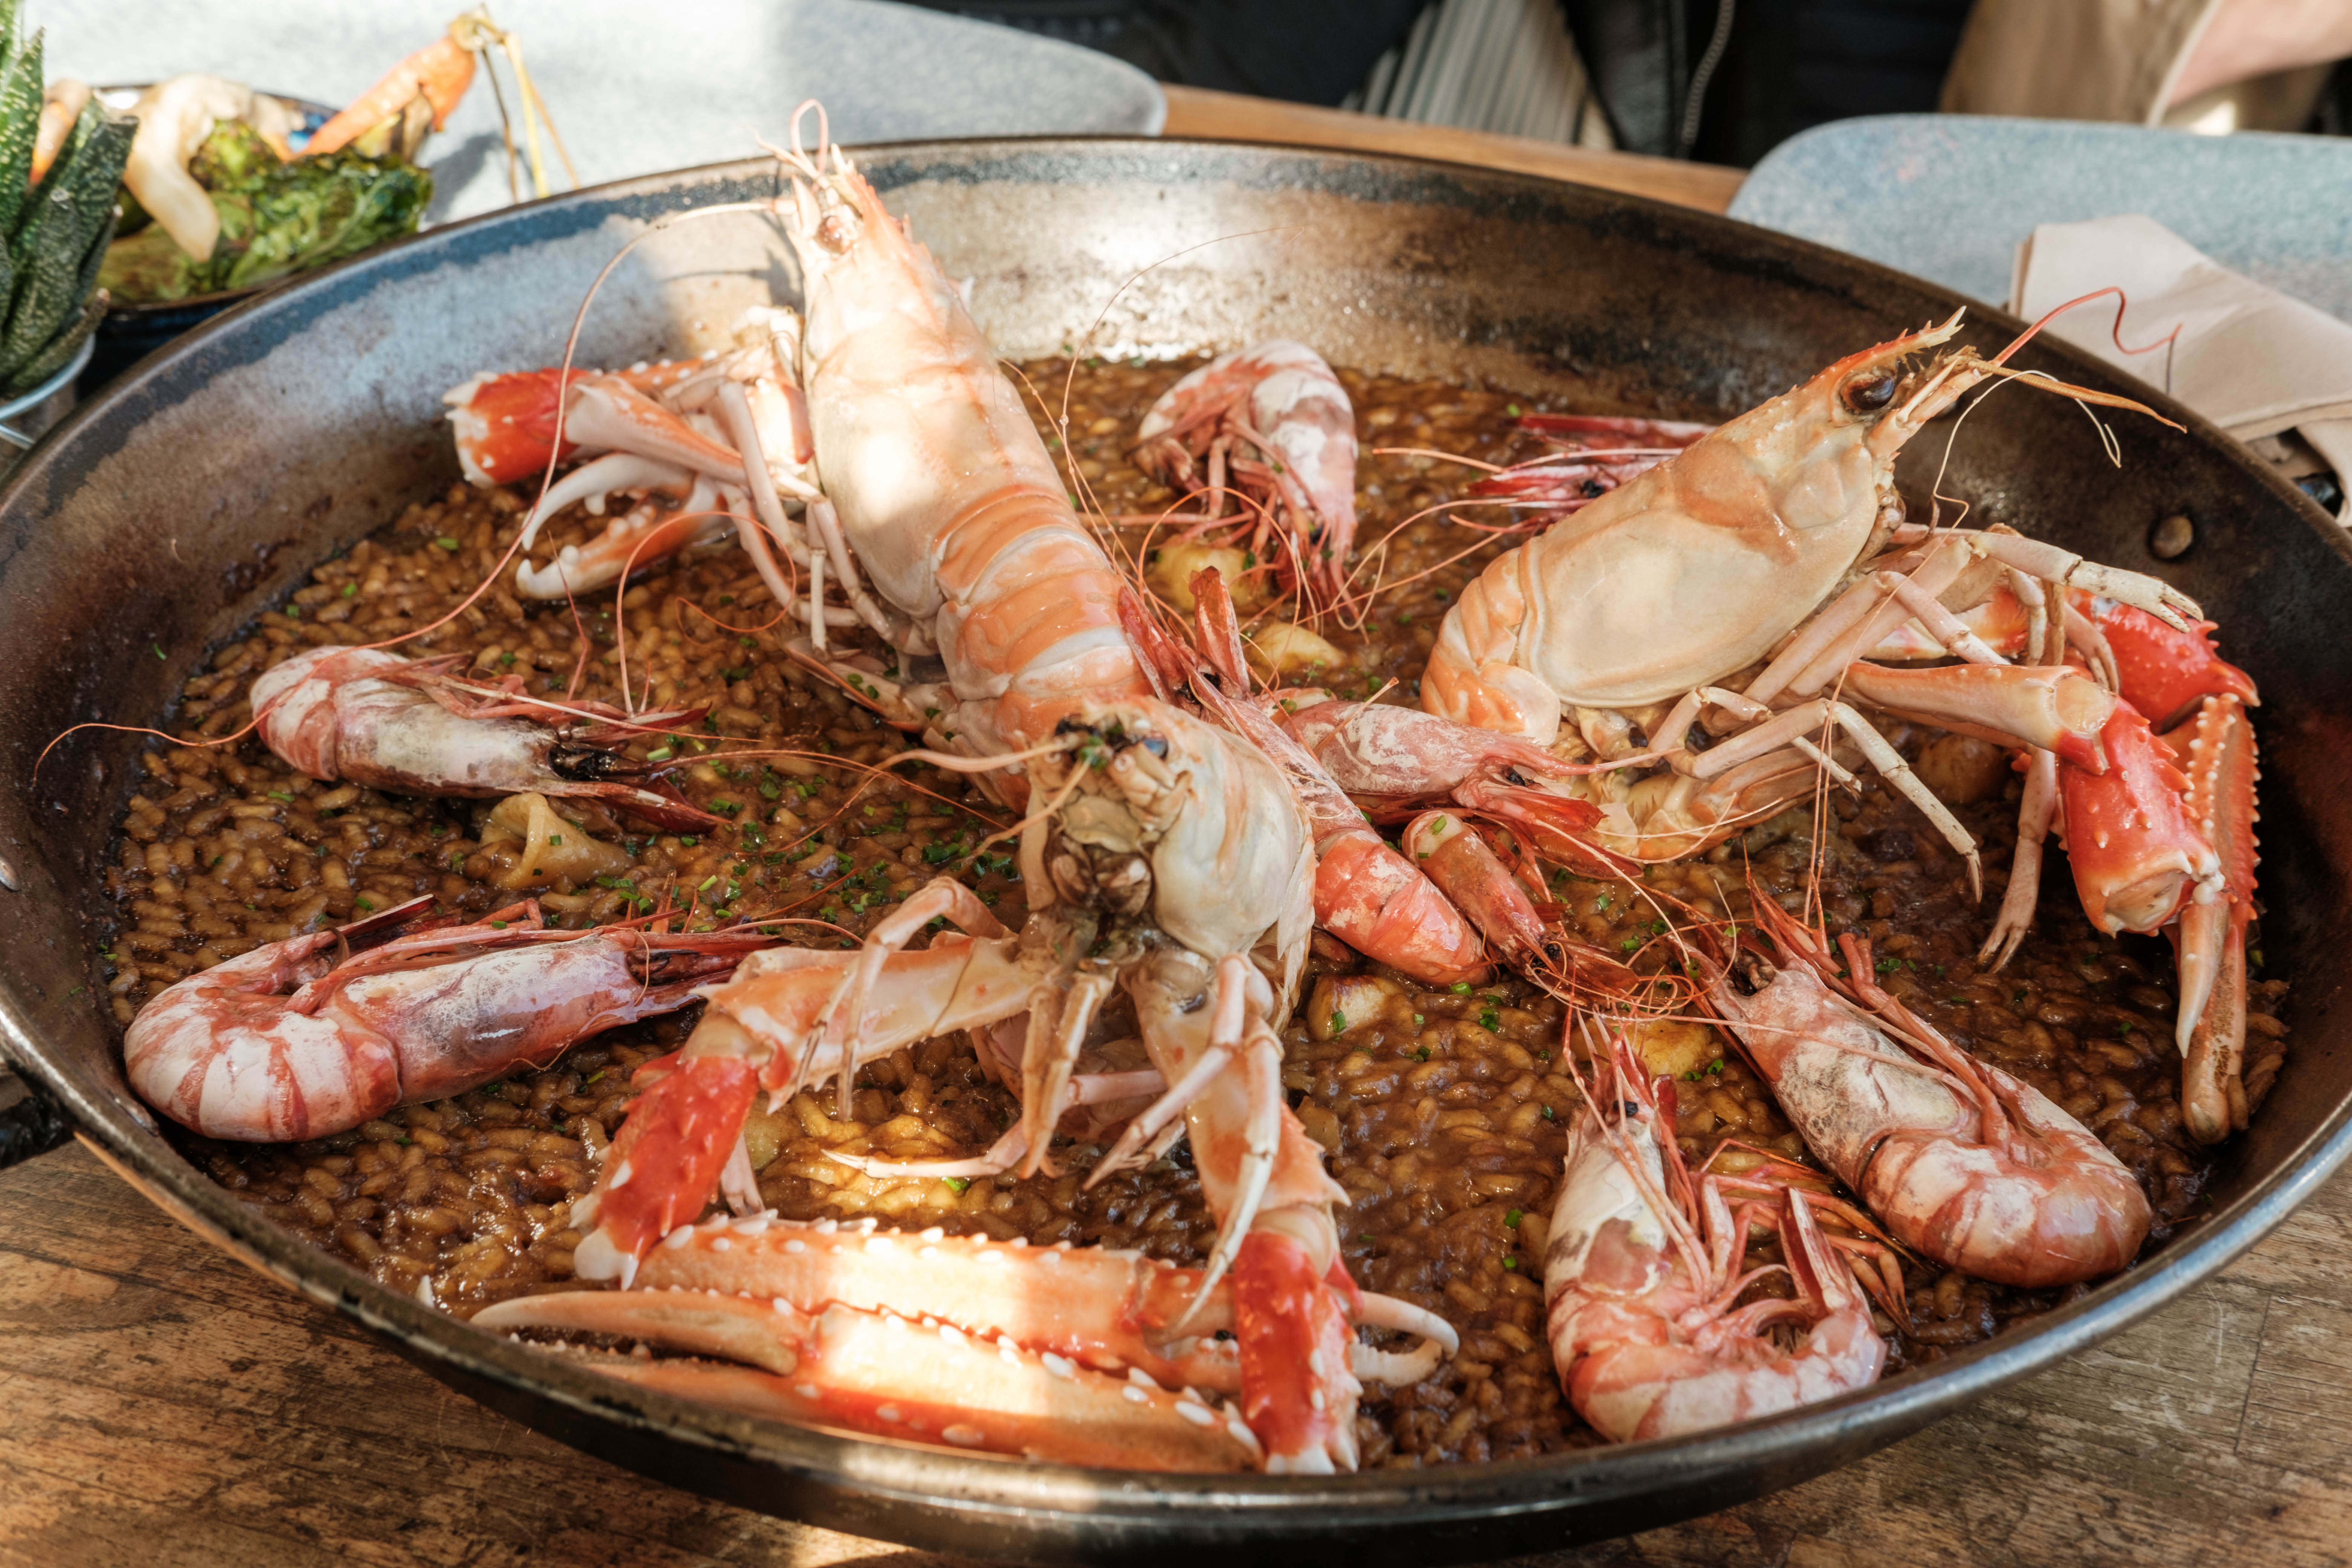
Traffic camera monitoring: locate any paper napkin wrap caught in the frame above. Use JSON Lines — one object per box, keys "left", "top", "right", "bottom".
{"left": 2012, "top": 213, "right": 2352, "bottom": 520}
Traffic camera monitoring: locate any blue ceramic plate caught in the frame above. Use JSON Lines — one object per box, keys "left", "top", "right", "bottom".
{"left": 1729, "top": 114, "right": 2352, "bottom": 323}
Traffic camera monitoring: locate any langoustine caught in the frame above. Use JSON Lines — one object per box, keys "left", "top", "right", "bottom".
{"left": 1280, "top": 311, "right": 2256, "bottom": 1124}
{"left": 123, "top": 896, "right": 770, "bottom": 1142}
{"left": 487, "top": 132, "right": 1457, "bottom": 1472}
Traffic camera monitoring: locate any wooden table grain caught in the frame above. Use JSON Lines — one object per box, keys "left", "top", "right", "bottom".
{"left": 1158, "top": 85, "right": 1748, "bottom": 214}
{"left": 5, "top": 92, "right": 2328, "bottom": 1568}
{"left": 8, "top": 1136, "right": 2349, "bottom": 1567}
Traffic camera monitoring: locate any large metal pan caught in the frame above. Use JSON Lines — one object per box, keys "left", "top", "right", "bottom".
{"left": 2, "top": 139, "right": 2347, "bottom": 1565}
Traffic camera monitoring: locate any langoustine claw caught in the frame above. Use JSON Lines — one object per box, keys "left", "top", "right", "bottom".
{"left": 477, "top": 1209, "right": 1455, "bottom": 1471}
{"left": 1704, "top": 899, "right": 2150, "bottom": 1287}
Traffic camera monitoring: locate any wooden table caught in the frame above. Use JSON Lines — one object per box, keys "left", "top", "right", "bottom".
{"left": 9, "top": 1136, "right": 2350, "bottom": 1567}
{"left": 1159, "top": 86, "right": 1748, "bottom": 214}
{"left": 5, "top": 94, "right": 2332, "bottom": 1568}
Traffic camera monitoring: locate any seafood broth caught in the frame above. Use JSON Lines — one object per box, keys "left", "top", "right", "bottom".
{"left": 99, "top": 357, "right": 2282, "bottom": 1468}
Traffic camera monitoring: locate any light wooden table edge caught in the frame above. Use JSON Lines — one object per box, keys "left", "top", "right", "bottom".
{"left": 1159, "top": 84, "right": 1746, "bottom": 214}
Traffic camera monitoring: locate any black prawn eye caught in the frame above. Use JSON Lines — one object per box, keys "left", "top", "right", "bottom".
{"left": 1843, "top": 372, "right": 1900, "bottom": 413}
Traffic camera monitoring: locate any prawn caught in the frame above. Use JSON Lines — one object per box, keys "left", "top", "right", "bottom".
{"left": 1545, "top": 1031, "right": 1888, "bottom": 1442}
{"left": 250, "top": 645, "right": 718, "bottom": 832}
{"left": 1702, "top": 897, "right": 2151, "bottom": 1287}
{"left": 123, "top": 896, "right": 770, "bottom": 1142}
{"left": 1131, "top": 340, "right": 1358, "bottom": 607}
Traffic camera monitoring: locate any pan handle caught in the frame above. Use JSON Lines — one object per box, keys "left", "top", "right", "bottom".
{"left": 0, "top": 1060, "right": 74, "bottom": 1171}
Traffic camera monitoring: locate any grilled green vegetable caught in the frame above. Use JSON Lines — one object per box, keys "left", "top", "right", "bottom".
{"left": 0, "top": 0, "right": 133, "bottom": 397}
{"left": 96, "top": 118, "right": 430, "bottom": 306}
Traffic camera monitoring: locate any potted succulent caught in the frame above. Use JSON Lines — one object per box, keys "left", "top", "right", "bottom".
{"left": 0, "top": 0, "right": 132, "bottom": 447}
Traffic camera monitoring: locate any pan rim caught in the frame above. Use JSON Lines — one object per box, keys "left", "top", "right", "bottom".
{"left": 6, "top": 133, "right": 2348, "bottom": 1556}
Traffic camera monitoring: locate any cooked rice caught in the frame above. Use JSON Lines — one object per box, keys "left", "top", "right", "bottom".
{"left": 103, "top": 355, "right": 2282, "bottom": 1467}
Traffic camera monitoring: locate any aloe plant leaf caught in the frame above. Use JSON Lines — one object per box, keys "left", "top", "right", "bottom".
{"left": 0, "top": 284, "right": 99, "bottom": 398}
{"left": 0, "top": 29, "right": 45, "bottom": 242}
{"left": 0, "top": 103, "right": 130, "bottom": 382}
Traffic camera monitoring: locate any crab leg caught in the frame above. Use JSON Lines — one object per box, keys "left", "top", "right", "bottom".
{"left": 1687, "top": 694, "right": 1981, "bottom": 890}
{"left": 1017, "top": 969, "right": 1115, "bottom": 1178}
{"left": 1748, "top": 538, "right": 1973, "bottom": 705}
{"left": 2169, "top": 694, "right": 2260, "bottom": 1142}
{"left": 1836, "top": 661, "right": 2116, "bottom": 773}
{"left": 1980, "top": 747, "right": 2059, "bottom": 970}
{"left": 504, "top": 1301, "right": 1260, "bottom": 1471}
{"left": 1892, "top": 525, "right": 2202, "bottom": 632}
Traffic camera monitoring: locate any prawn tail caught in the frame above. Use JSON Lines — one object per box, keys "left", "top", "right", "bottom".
{"left": 1311, "top": 829, "right": 1490, "bottom": 987}
{"left": 571, "top": 1054, "right": 758, "bottom": 1285}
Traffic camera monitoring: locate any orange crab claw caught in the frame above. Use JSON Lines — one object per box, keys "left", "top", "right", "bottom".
{"left": 1231, "top": 1228, "right": 1362, "bottom": 1474}
{"left": 572, "top": 1054, "right": 758, "bottom": 1284}
{"left": 2072, "top": 592, "right": 2260, "bottom": 730}
{"left": 2057, "top": 702, "right": 2220, "bottom": 937}
{"left": 2164, "top": 694, "right": 2260, "bottom": 1142}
